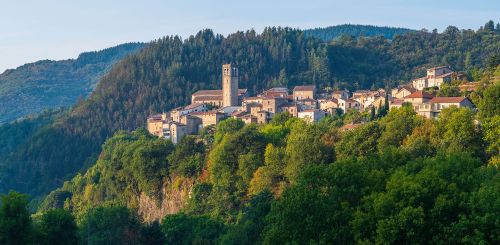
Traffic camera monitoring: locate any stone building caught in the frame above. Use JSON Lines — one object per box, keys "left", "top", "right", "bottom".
{"left": 298, "top": 109, "right": 327, "bottom": 123}
{"left": 293, "top": 85, "right": 316, "bottom": 100}
{"left": 190, "top": 111, "right": 226, "bottom": 128}
{"left": 412, "top": 66, "right": 453, "bottom": 90}
{"left": 403, "top": 90, "right": 434, "bottom": 111}
{"left": 222, "top": 64, "right": 239, "bottom": 107}
{"left": 332, "top": 90, "right": 350, "bottom": 100}
{"left": 191, "top": 89, "right": 247, "bottom": 107}
{"left": 147, "top": 114, "right": 165, "bottom": 137}
{"left": 169, "top": 122, "right": 187, "bottom": 144}
{"left": 391, "top": 86, "right": 416, "bottom": 99}
{"left": 280, "top": 102, "right": 299, "bottom": 117}
{"left": 416, "top": 97, "right": 475, "bottom": 119}
{"left": 262, "top": 97, "right": 287, "bottom": 116}
{"left": 338, "top": 98, "right": 360, "bottom": 113}
{"left": 171, "top": 103, "right": 208, "bottom": 122}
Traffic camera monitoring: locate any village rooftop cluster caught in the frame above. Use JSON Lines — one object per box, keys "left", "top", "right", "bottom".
{"left": 147, "top": 64, "right": 476, "bottom": 143}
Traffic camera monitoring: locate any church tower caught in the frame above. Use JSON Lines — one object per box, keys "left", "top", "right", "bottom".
{"left": 222, "top": 64, "right": 238, "bottom": 107}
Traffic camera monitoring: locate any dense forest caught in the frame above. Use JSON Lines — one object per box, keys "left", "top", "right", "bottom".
{"left": 2, "top": 64, "right": 498, "bottom": 244}
{"left": 0, "top": 43, "right": 144, "bottom": 124}
{"left": 0, "top": 22, "right": 499, "bottom": 203}
{"left": 304, "top": 24, "right": 415, "bottom": 41}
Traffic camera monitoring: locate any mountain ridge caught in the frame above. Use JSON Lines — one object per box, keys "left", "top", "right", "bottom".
{"left": 0, "top": 42, "right": 145, "bottom": 124}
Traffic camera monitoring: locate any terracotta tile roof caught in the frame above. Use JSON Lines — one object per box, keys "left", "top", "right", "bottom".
{"left": 263, "top": 92, "right": 288, "bottom": 98}
{"left": 147, "top": 115, "right": 163, "bottom": 121}
{"left": 192, "top": 90, "right": 222, "bottom": 96}
{"left": 332, "top": 90, "right": 348, "bottom": 94}
{"left": 390, "top": 99, "right": 404, "bottom": 105}
{"left": 232, "top": 110, "right": 248, "bottom": 117}
{"left": 263, "top": 87, "right": 288, "bottom": 93}
{"left": 193, "top": 95, "right": 222, "bottom": 101}
{"left": 242, "top": 114, "right": 257, "bottom": 119}
{"left": 343, "top": 98, "right": 359, "bottom": 103}
{"left": 430, "top": 97, "right": 468, "bottom": 103}
{"left": 263, "top": 96, "right": 287, "bottom": 101}
{"left": 190, "top": 110, "right": 224, "bottom": 116}
{"left": 405, "top": 91, "right": 434, "bottom": 99}
{"left": 401, "top": 86, "right": 417, "bottom": 93}
{"left": 293, "top": 85, "right": 316, "bottom": 91}
{"left": 192, "top": 89, "right": 247, "bottom": 96}
{"left": 353, "top": 90, "right": 371, "bottom": 94}
{"left": 243, "top": 97, "right": 262, "bottom": 101}
{"left": 184, "top": 103, "right": 206, "bottom": 110}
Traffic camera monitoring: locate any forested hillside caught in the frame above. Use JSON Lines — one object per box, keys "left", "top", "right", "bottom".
{"left": 0, "top": 43, "right": 144, "bottom": 124}
{"left": 0, "top": 22, "right": 499, "bottom": 202}
{"left": 6, "top": 64, "right": 496, "bottom": 244}
{"left": 304, "top": 24, "right": 415, "bottom": 41}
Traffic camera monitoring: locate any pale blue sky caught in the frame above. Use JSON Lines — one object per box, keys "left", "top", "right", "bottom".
{"left": 0, "top": 0, "right": 499, "bottom": 73}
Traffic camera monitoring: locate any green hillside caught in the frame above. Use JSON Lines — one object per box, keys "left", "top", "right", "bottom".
{"left": 0, "top": 43, "right": 144, "bottom": 124}
{"left": 304, "top": 24, "right": 415, "bottom": 41}
{"left": 32, "top": 64, "right": 500, "bottom": 243}
{"left": 0, "top": 22, "right": 498, "bottom": 202}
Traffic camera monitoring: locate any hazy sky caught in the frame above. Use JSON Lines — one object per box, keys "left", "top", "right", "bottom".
{"left": 0, "top": 0, "right": 499, "bottom": 73}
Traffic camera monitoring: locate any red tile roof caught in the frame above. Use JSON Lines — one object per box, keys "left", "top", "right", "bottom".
{"left": 401, "top": 87, "right": 417, "bottom": 93}
{"left": 332, "top": 90, "right": 348, "bottom": 94}
{"left": 192, "top": 89, "right": 247, "bottom": 96}
{"left": 430, "top": 97, "right": 468, "bottom": 103}
{"left": 243, "top": 97, "right": 261, "bottom": 101}
{"left": 192, "top": 90, "right": 221, "bottom": 96}
{"left": 184, "top": 103, "right": 206, "bottom": 110}
{"left": 190, "top": 111, "right": 224, "bottom": 116}
{"left": 390, "top": 99, "right": 404, "bottom": 105}
{"left": 293, "top": 85, "right": 316, "bottom": 91}
{"left": 193, "top": 95, "right": 222, "bottom": 101}
{"left": 263, "top": 92, "right": 288, "bottom": 98}
{"left": 405, "top": 91, "right": 434, "bottom": 99}
{"left": 232, "top": 110, "right": 248, "bottom": 117}
{"left": 242, "top": 114, "right": 257, "bottom": 119}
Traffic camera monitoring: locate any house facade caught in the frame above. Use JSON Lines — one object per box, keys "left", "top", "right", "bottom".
{"left": 412, "top": 66, "right": 453, "bottom": 90}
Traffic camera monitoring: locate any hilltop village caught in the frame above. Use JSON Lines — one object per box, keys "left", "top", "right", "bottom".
{"left": 147, "top": 64, "right": 476, "bottom": 143}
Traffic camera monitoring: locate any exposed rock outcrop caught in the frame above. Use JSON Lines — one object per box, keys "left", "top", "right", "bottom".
{"left": 138, "top": 177, "right": 194, "bottom": 222}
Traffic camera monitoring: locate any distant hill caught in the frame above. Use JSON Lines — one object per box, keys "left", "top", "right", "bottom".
{"left": 0, "top": 43, "right": 145, "bottom": 124}
{"left": 304, "top": 24, "right": 415, "bottom": 41}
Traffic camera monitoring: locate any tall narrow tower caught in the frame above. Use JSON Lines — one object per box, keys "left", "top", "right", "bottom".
{"left": 222, "top": 64, "right": 239, "bottom": 107}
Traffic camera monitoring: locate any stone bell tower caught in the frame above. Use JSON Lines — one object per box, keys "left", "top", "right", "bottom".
{"left": 222, "top": 64, "right": 238, "bottom": 107}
